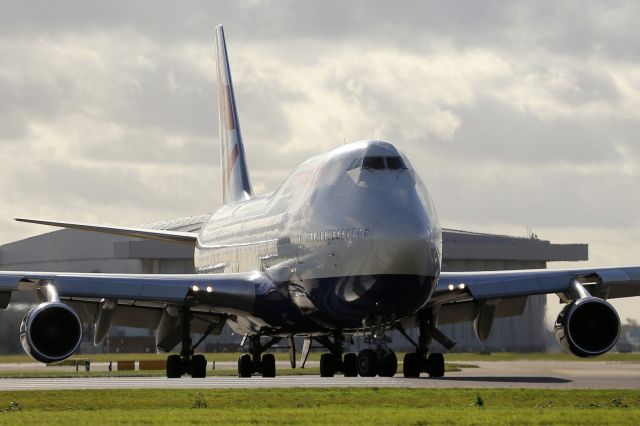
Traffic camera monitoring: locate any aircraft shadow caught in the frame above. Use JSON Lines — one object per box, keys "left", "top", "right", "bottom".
{"left": 429, "top": 376, "right": 571, "bottom": 384}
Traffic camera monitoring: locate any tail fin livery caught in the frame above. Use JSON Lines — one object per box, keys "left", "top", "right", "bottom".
{"left": 215, "top": 25, "right": 253, "bottom": 205}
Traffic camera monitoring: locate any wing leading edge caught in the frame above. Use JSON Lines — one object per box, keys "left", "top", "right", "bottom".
{"left": 432, "top": 265, "right": 640, "bottom": 305}
{"left": 14, "top": 217, "right": 198, "bottom": 245}
{"left": 416, "top": 265, "right": 640, "bottom": 345}
{"left": 0, "top": 270, "right": 271, "bottom": 317}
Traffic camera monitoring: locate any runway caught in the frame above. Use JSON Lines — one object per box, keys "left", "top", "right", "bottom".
{"left": 0, "top": 360, "right": 638, "bottom": 390}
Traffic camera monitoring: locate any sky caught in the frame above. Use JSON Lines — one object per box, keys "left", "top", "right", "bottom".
{"left": 0, "top": 1, "right": 639, "bottom": 322}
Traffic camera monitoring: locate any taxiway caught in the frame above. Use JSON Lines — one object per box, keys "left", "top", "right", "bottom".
{"left": 0, "top": 360, "right": 638, "bottom": 390}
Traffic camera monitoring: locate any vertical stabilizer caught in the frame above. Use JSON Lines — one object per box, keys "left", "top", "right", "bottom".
{"left": 215, "top": 25, "right": 253, "bottom": 205}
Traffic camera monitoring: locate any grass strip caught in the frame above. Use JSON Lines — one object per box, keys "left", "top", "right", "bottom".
{"left": 0, "top": 388, "right": 638, "bottom": 425}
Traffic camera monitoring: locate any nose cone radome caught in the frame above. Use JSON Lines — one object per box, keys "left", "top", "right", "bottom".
{"left": 371, "top": 209, "right": 435, "bottom": 276}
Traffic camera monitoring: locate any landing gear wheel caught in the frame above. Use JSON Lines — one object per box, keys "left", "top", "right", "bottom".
{"left": 166, "top": 354, "right": 182, "bottom": 378}
{"left": 427, "top": 353, "right": 445, "bottom": 377}
{"left": 378, "top": 352, "right": 398, "bottom": 377}
{"left": 261, "top": 353, "right": 276, "bottom": 378}
{"left": 238, "top": 353, "right": 253, "bottom": 378}
{"left": 191, "top": 354, "right": 207, "bottom": 378}
{"left": 402, "top": 353, "right": 420, "bottom": 378}
{"left": 343, "top": 353, "right": 357, "bottom": 377}
{"left": 320, "top": 353, "right": 336, "bottom": 378}
{"left": 357, "top": 349, "right": 378, "bottom": 377}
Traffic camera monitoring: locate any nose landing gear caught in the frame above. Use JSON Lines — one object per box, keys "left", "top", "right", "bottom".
{"left": 355, "top": 316, "right": 399, "bottom": 377}
{"left": 315, "top": 334, "right": 358, "bottom": 377}
{"left": 396, "top": 310, "right": 455, "bottom": 378}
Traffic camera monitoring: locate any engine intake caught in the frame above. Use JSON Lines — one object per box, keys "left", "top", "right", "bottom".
{"left": 20, "top": 302, "right": 83, "bottom": 364}
{"left": 554, "top": 297, "right": 620, "bottom": 357}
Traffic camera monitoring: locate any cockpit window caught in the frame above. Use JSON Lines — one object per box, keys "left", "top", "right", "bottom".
{"left": 386, "top": 156, "right": 407, "bottom": 170}
{"left": 362, "top": 156, "right": 385, "bottom": 170}
{"left": 348, "top": 156, "right": 408, "bottom": 171}
{"left": 347, "top": 157, "right": 363, "bottom": 171}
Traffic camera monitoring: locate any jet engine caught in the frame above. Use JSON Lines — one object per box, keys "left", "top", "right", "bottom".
{"left": 554, "top": 296, "right": 620, "bottom": 357}
{"left": 20, "top": 302, "right": 83, "bottom": 364}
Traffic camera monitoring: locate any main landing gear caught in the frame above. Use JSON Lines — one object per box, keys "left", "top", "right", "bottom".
{"left": 314, "top": 326, "right": 399, "bottom": 378}
{"left": 166, "top": 307, "right": 220, "bottom": 378}
{"left": 314, "top": 334, "right": 359, "bottom": 378}
{"left": 316, "top": 313, "right": 453, "bottom": 379}
{"left": 237, "top": 336, "right": 281, "bottom": 378}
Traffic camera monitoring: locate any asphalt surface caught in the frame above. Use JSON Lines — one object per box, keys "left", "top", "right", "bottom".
{"left": 0, "top": 360, "right": 638, "bottom": 390}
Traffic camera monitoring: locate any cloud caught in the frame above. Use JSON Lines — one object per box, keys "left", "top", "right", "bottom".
{"left": 0, "top": 0, "right": 639, "bottom": 280}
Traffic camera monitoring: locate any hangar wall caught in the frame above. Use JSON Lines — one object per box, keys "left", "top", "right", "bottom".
{"left": 0, "top": 216, "right": 587, "bottom": 354}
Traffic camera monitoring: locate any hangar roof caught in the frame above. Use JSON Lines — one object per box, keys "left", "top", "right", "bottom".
{"left": 0, "top": 215, "right": 587, "bottom": 265}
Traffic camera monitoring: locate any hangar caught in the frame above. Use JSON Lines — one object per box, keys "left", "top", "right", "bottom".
{"left": 0, "top": 215, "right": 587, "bottom": 354}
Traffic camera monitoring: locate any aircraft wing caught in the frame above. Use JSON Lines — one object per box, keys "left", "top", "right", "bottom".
{"left": 419, "top": 266, "right": 640, "bottom": 332}
{"left": 14, "top": 217, "right": 198, "bottom": 245}
{"left": 0, "top": 269, "right": 268, "bottom": 338}
{"left": 0, "top": 270, "right": 264, "bottom": 311}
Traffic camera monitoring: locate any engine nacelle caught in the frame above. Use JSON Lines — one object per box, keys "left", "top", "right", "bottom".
{"left": 20, "top": 302, "right": 83, "bottom": 364}
{"left": 554, "top": 297, "right": 620, "bottom": 357}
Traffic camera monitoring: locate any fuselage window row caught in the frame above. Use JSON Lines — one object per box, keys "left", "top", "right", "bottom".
{"left": 304, "top": 227, "right": 370, "bottom": 242}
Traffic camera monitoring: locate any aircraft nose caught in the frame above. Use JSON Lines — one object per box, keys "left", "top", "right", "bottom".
{"left": 371, "top": 209, "right": 435, "bottom": 276}
{"left": 373, "top": 209, "right": 423, "bottom": 241}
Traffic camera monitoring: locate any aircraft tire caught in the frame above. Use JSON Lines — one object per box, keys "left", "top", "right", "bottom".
{"left": 261, "top": 353, "right": 276, "bottom": 377}
{"left": 191, "top": 354, "right": 207, "bottom": 378}
{"left": 238, "top": 354, "right": 252, "bottom": 378}
{"left": 357, "top": 349, "right": 378, "bottom": 377}
{"left": 427, "top": 353, "right": 445, "bottom": 377}
{"left": 378, "top": 351, "right": 398, "bottom": 377}
{"left": 320, "top": 353, "right": 336, "bottom": 377}
{"left": 402, "top": 353, "right": 420, "bottom": 378}
{"left": 166, "top": 354, "right": 182, "bottom": 378}
{"left": 343, "top": 353, "right": 357, "bottom": 377}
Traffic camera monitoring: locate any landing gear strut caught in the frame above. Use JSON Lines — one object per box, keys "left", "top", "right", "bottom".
{"left": 308, "top": 333, "right": 358, "bottom": 377}
{"left": 396, "top": 310, "right": 454, "bottom": 378}
{"left": 237, "top": 335, "right": 281, "bottom": 378}
{"left": 166, "top": 307, "right": 219, "bottom": 378}
{"left": 356, "top": 316, "right": 398, "bottom": 377}
{"left": 316, "top": 321, "right": 400, "bottom": 378}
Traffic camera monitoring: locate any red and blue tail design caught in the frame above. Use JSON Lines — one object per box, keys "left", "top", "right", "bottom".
{"left": 215, "top": 25, "right": 253, "bottom": 205}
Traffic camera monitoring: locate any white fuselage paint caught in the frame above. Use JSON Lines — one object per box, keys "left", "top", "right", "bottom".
{"left": 194, "top": 140, "right": 442, "bottom": 334}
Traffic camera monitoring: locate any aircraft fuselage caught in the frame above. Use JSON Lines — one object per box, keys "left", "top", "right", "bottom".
{"left": 195, "top": 140, "right": 441, "bottom": 335}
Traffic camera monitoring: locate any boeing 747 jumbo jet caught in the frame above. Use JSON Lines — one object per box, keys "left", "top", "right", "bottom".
{"left": 2, "top": 26, "right": 640, "bottom": 379}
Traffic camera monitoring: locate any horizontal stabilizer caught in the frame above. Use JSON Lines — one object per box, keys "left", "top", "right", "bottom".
{"left": 15, "top": 217, "right": 197, "bottom": 245}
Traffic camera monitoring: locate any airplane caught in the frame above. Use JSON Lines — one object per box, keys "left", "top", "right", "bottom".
{"left": 1, "top": 25, "right": 640, "bottom": 379}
